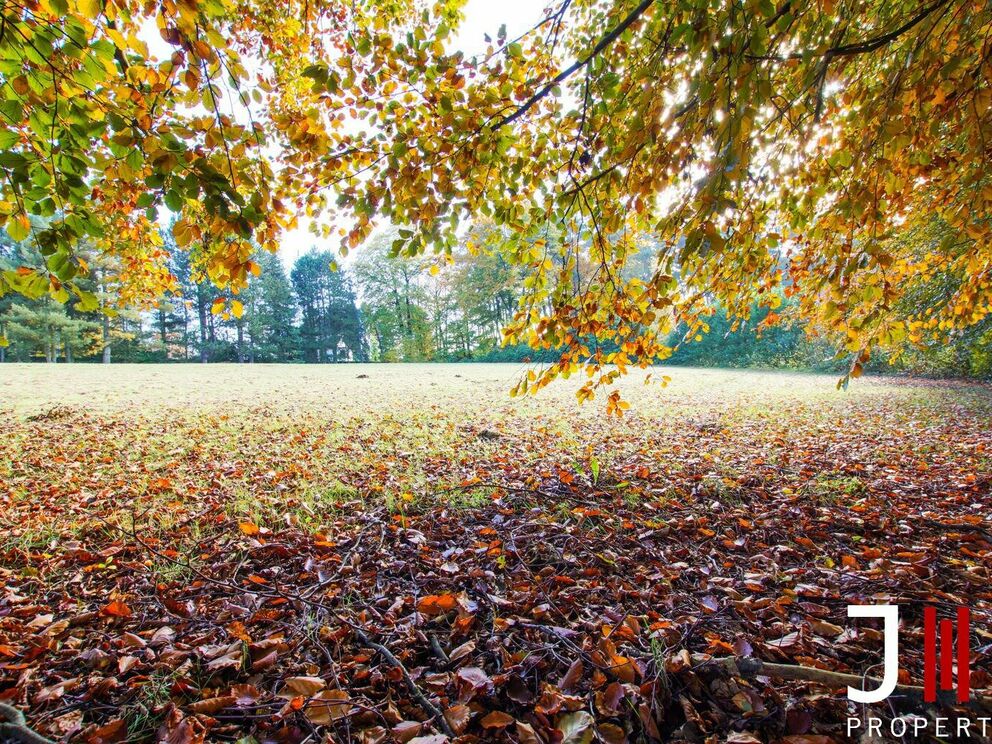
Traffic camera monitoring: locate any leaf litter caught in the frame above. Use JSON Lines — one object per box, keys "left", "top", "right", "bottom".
{"left": 0, "top": 368, "right": 990, "bottom": 743}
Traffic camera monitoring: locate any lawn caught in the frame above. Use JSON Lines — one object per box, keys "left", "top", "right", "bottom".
{"left": 0, "top": 364, "right": 990, "bottom": 743}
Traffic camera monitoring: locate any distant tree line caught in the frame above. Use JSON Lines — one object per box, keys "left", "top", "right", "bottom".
{"left": 1, "top": 221, "right": 989, "bottom": 378}
{"left": 0, "top": 222, "right": 525, "bottom": 365}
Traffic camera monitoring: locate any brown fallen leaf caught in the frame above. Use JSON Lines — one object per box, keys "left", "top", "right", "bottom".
{"left": 278, "top": 676, "right": 326, "bottom": 698}
{"left": 560, "top": 658, "right": 584, "bottom": 691}
{"left": 809, "top": 619, "right": 843, "bottom": 638}
{"left": 230, "top": 684, "right": 261, "bottom": 706}
{"left": 516, "top": 721, "right": 542, "bottom": 744}
{"left": 250, "top": 649, "right": 278, "bottom": 671}
{"left": 357, "top": 727, "right": 389, "bottom": 744}
{"left": 557, "top": 711, "right": 595, "bottom": 744}
{"left": 480, "top": 710, "right": 515, "bottom": 729}
{"left": 305, "top": 689, "right": 352, "bottom": 724}
{"left": 188, "top": 695, "right": 236, "bottom": 715}
{"left": 597, "top": 722, "right": 627, "bottom": 744}
{"left": 448, "top": 640, "right": 475, "bottom": 662}
{"left": 84, "top": 718, "right": 127, "bottom": 743}
{"left": 392, "top": 720, "right": 423, "bottom": 743}
{"left": 443, "top": 704, "right": 472, "bottom": 735}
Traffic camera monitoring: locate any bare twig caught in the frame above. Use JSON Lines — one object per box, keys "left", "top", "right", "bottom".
{"left": 707, "top": 657, "right": 992, "bottom": 714}
{"left": 350, "top": 627, "right": 455, "bottom": 737}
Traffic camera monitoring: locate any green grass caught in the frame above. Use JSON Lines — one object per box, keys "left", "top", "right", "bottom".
{"left": 3, "top": 361, "right": 973, "bottom": 417}
{"left": 1, "top": 363, "right": 989, "bottom": 552}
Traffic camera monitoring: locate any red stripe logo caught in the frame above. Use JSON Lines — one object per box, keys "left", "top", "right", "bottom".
{"left": 924, "top": 606, "right": 970, "bottom": 703}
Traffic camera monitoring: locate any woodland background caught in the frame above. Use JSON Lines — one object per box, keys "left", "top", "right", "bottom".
{"left": 2, "top": 221, "right": 990, "bottom": 378}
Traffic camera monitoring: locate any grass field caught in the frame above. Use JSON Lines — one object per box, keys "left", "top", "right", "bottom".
{"left": 3, "top": 363, "right": 989, "bottom": 540}
{"left": 1, "top": 364, "right": 990, "bottom": 742}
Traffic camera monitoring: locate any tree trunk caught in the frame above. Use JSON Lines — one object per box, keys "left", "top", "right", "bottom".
{"left": 403, "top": 272, "right": 414, "bottom": 337}
{"left": 181, "top": 300, "right": 190, "bottom": 360}
{"left": 377, "top": 330, "right": 384, "bottom": 359}
{"left": 102, "top": 314, "right": 112, "bottom": 363}
{"left": 65, "top": 341, "right": 73, "bottom": 363}
{"left": 236, "top": 321, "right": 246, "bottom": 363}
{"left": 197, "top": 290, "right": 209, "bottom": 363}
{"left": 158, "top": 307, "right": 168, "bottom": 359}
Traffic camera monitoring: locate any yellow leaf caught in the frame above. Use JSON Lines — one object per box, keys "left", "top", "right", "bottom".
{"left": 231, "top": 299, "right": 244, "bottom": 318}
{"left": 8, "top": 213, "right": 30, "bottom": 242}
{"left": 78, "top": 0, "right": 102, "bottom": 19}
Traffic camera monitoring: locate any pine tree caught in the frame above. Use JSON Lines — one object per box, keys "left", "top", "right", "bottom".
{"left": 246, "top": 250, "right": 299, "bottom": 362}
{"left": 291, "top": 251, "right": 366, "bottom": 363}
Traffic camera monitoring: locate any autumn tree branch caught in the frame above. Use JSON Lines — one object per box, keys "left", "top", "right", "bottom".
{"left": 821, "top": 0, "right": 951, "bottom": 58}
{"left": 350, "top": 627, "right": 456, "bottom": 738}
{"left": 493, "top": 0, "right": 656, "bottom": 130}
{"left": 0, "top": 703, "right": 55, "bottom": 744}
{"left": 752, "top": 0, "right": 952, "bottom": 62}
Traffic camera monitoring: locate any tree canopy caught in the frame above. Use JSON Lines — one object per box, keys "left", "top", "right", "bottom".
{"left": 2, "top": 0, "right": 990, "bottom": 400}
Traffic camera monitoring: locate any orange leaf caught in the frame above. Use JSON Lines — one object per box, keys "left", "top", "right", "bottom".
{"left": 417, "top": 594, "right": 458, "bottom": 616}
{"left": 226, "top": 621, "right": 251, "bottom": 642}
{"left": 102, "top": 600, "right": 132, "bottom": 618}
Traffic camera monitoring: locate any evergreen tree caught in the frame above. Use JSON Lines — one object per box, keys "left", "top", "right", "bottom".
{"left": 245, "top": 250, "right": 298, "bottom": 362}
{"left": 291, "top": 251, "right": 366, "bottom": 363}
{"left": 4, "top": 302, "right": 99, "bottom": 362}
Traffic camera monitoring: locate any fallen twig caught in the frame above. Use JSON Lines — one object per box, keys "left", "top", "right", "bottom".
{"left": 0, "top": 703, "right": 55, "bottom": 744}
{"left": 115, "top": 516, "right": 455, "bottom": 738}
{"left": 708, "top": 657, "right": 992, "bottom": 713}
{"left": 920, "top": 518, "right": 992, "bottom": 544}
{"left": 350, "top": 627, "right": 455, "bottom": 738}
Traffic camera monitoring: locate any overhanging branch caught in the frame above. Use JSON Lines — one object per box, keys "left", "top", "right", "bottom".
{"left": 492, "top": 0, "right": 656, "bottom": 131}
{"left": 752, "top": 0, "right": 951, "bottom": 62}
